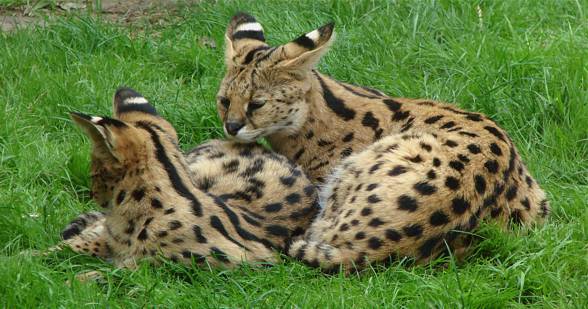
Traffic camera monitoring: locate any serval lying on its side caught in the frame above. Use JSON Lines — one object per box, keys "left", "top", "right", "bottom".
{"left": 59, "top": 87, "right": 319, "bottom": 268}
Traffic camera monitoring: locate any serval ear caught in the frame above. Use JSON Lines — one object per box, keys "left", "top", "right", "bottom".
{"left": 113, "top": 87, "right": 158, "bottom": 119}
{"left": 224, "top": 12, "right": 268, "bottom": 66}
{"left": 70, "top": 112, "right": 128, "bottom": 162}
{"left": 278, "top": 22, "right": 335, "bottom": 71}
{"left": 112, "top": 87, "right": 178, "bottom": 144}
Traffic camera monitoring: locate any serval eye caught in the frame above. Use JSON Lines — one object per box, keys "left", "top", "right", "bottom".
{"left": 247, "top": 100, "right": 265, "bottom": 112}
{"left": 219, "top": 97, "right": 230, "bottom": 109}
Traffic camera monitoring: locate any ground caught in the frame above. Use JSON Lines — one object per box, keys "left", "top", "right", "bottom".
{"left": 0, "top": 0, "right": 587, "bottom": 307}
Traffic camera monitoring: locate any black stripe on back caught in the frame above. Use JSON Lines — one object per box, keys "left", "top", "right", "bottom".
{"left": 361, "top": 86, "right": 385, "bottom": 96}
{"left": 233, "top": 30, "right": 265, "bottom": 41}
{"left": 137, "top": 122, "right": 203, "bottom": 217}
{"left": 315, "top": 74, "right": 356, "bottom": 121}
{"left": 335, "top": 80, "right": 382, "bottom": 99}
{"left": 293, "top": 34, "right": 315, "bottom": 49}
{"left": 211, "top": 195, "right": 276, "bottom": 250}
{"left": 210, "top": 215, "right": 250, "bottom": 251}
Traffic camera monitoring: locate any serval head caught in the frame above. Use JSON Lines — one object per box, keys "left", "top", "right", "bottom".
{"left": 71, "top": 88, "right": 181, "bottom": 210}
{"left": 217, "top": 12, "right": 335, "bottom": 142}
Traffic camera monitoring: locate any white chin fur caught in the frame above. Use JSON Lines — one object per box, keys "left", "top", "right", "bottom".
{"left": 231, "top": 127, "right": 261, "bottom": 142}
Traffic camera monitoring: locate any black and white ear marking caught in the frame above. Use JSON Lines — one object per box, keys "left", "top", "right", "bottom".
{"left": 70, "top": 112, "right": 126, "bottom": 160}
{"left": 292, "top": 22, "right": 335, "bottom": 51}
{"left": 278, "top": 22, "right": 335, "bottom": 70}
{"left": 229, "top": 12, "right": 265, "bottom": 42}
{"left": 113, "top": 87, "right": 158, "bottom": 117}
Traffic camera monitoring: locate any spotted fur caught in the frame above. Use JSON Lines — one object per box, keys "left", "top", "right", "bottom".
{"left": 60, "top": 87, "right": 318, "bottom": 268}
{"left": 217, "top": 13, "right": 549, "bottom": 271}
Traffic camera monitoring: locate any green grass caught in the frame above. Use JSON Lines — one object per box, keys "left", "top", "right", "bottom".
{"left": 1, "top": 0, "right": 587, "bottom": 307}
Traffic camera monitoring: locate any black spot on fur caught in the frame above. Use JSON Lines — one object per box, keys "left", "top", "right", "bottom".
{"left": 264, "top": 203, "right": 282, "bottom": 212}
{"left": 414, "top": 182, "right": 437, "bottom": 195}
{"left": 223, "top": 160, "right": 240, "bottom": 173}
{"left": 525, "top": 176, "right": 533, "bottom": 187}
{"left": 451, "top": 197, "right": 470, "bottom": 215}
{"left": 420, "top": 142, "right": 432, "bottom": 152}
{"left": 362, "top": 112, "right": 383, "bottom": 139}
{"left": 430, "top": 210, "right": 450, "bottom": 226}
{"left": 342, "top": 132, "right": 354, "bottom": 142}
{"left": 367, "top": 194, "right": 382, "bottom": 203}
{"left": 304, "top": 185, "right": 315, "bottom": 197}
{"left": 355, "top": 232, "right": 366, "bottom": 240}
{"left": 506, "top": 185, "right": 518, "bottom": 201}
{"left": 440, "top": 121, "right": 456, "bottom": 129}
{"left": 388, "top": 165, "right": 408, "bottom": 176}
{"left": 444, "top": 140, "right": 458, "bottom": 148}
{"left": 424, "top": 115, "right": 444, "bottom": 124}
{"left": 369, "top": 162, "right": 383, "bottom": 173}
{"left": 168, "top": 220, "right": 182, "bottom": 230}
{"left": 132, "top": 188, "right": 145, "bottom": 202}
{"left": 449, "top": 160, "right": 465, "bottom": 172}
{"left": 458, "top": 154, "right": 470, "bottom": 163}
{"left": 383, "top": 99, "right": 402, "bottom": 111}
{"left": 466, "top": 114, "right": 483, "bottom": 122}
{"left": 467, "top": 144, "right": 481, "bottom": 154}
{"left": 490, "top": 143, "right": 503, "bottom": 156}
{"left": 368, "top": 237, "right": 383, "bottom": 250}
{"left": 280, "top": 176, "right": 296, "bottom": 187}
{"left": 474, "top": 175, "right": 486, "bottom": 194}
{"left": 361, "top": 207, "right": 373, "bottom": 216}
{"left": 485, "top": 160, "right": 499, "bottom": 173}
{"left": 392, "top": 110, "right": 410, "bottom": 121}
{"left": 403, "top": 224, "right": 423, "bottom": 238}
{"left": 433, "top": 158, "right": 441, "bottom": 167}
{"left": 427, "top": 170, "right": 437, "bottom": 179}
{"left": 385, "top": 229, "right": 402, "bottom": 242}
{"left": 368, "top": 218, "right": 385, "bottom": 227}
{"left": 445, "top": 176, "right": 460, "bottom": 190}
{"left": 151, "top": 198, "right": 163, "bottom": 209}
{"left": 285, "top": 193, "right": 301, "bottom": 205}
{"left": 397, "top": 195, "right": 418, "bottom": 212}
